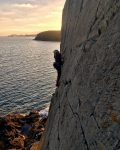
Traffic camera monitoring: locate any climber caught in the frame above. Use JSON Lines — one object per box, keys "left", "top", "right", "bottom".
{"left": 53, "top": 50, "right": 62, "bottom": 87}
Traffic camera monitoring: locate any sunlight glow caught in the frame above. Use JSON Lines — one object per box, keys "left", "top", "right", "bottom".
{"left": 0, "top": 0, "right": 65, "bottom": 36}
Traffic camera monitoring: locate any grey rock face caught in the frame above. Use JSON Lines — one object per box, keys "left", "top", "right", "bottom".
{"left": 42, "top": 0, "right": 120, "bottom": 150}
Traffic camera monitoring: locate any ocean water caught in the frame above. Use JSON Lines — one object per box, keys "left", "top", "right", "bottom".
{"left": 0, "top": 36, "right": 59, "bottom": 116}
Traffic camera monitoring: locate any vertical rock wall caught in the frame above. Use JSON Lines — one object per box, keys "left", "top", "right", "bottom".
{"left": 42, "top": 0, "right": 120, "bottom": 150}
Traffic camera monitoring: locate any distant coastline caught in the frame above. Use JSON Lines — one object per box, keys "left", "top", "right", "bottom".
{"left": 8, "top": 34, "right": 36, "bottom": 37}
{"left": 34, "top": 30, "right": 61, "bottom": 42}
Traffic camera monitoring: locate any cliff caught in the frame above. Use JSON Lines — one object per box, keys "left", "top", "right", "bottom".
{"left": 34, "top": 31, "right": 61, "bottom": 41}
{"left": 42, "top": 0, "right": 120, "bottom": 150}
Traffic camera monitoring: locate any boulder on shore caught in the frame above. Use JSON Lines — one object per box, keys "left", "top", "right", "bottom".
{"left": 0, "top": 110, "right": 48, "bottom": 149}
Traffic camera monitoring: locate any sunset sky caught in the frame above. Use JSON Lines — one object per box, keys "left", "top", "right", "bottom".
{"left": 0, "top": 0, "right": 65, "bottom": 36}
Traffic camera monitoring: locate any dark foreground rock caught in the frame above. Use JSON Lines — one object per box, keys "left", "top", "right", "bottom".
{"left": 0, "top": 109, "right": 47, "bottom": 150}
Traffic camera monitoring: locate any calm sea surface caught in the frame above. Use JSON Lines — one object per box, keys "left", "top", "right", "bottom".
{"left": 0, "top": 36, "right": 59, "bottom": 116}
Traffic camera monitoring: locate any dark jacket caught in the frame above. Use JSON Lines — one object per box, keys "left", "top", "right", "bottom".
{"left": 53, "top": 53, "right": 62, "bottom": 71}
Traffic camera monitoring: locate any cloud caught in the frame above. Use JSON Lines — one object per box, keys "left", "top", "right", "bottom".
{"left": 0, "top": 0, "right": 65, "bottom": 35}
{"left": 13, "top": 3, "right": 37, "bottom": 8}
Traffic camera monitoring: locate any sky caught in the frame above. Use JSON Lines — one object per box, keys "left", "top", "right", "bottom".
{"left": 0, "top": 0, "right": 65, "bottom": 36}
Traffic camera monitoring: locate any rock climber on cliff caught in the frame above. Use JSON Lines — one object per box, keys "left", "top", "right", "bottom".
{"left": 53, "top": 50, "right": 62, "bottom": 87}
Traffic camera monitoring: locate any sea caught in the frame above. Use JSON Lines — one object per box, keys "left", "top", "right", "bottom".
{"left": 0, "top": 36, "right": 60, "bottom": 116}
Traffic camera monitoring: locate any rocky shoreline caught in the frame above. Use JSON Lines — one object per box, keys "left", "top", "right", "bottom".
{"left": 0, "top": 108, "right": 48, "bottom": 149}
